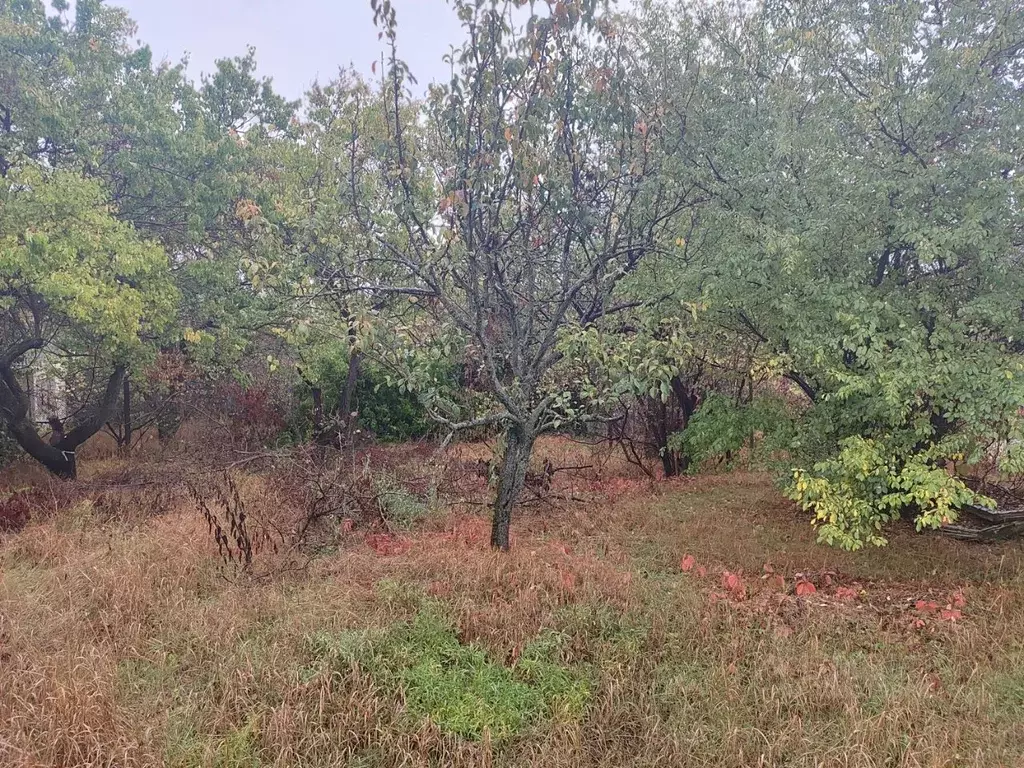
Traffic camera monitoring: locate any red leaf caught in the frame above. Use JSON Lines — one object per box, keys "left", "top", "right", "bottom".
{"left": 721, "top": 571, "right": 746, "bottom": 600}
{"left": 680, "top": 554, "right": 696, "bottom": 572}
{"left": 834, "top": 586, "right": 858, "bottom": 602}
{"left": 915, "top": 600, "right": 939, "bottom": 615}
{"left": 696, "top": 565, "right": 707, "bottom": 577}
{"left": 795, "top": 580, "right": 816, "bottom": 596}
{"left": 939, "top": 608, "right": 962, "bottom": 622}
{"left": 762, "top": 562, "right": 774, "bottom": 574}
{"left": 767, "top": 574, "right": 786, "bottom": 591}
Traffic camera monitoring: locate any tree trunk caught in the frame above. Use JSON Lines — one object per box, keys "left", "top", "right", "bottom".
{"left": 651, "top": 375, "right": 700, "bottom": 478}
{"left": 651, "top": 397, "right": 678, "bottom": 477}
{"left": 661, "top": 443, "right": 684, "bottom": 478}
{"left": 311, "top": 386, "right": 324, "bottom": 435}
{"left": 337, "top": 350, "right": 362, "bottom": 443}
{"left": 669, "top": 375, "right": 699, "bottom": 475}
{"left": 7, "top": 412, "right": 77, "bottom": 477}
{"left": 0, "top": 364, "right": 126, "bottom": 480}
{"left": 490, "top": 422, "right": 535, "bottom": 551}
{"left": 297, "top": 366, "right": 325, "bottom": 440}
{"left": 120, "top": 374, "right": 132, "bottom": 454}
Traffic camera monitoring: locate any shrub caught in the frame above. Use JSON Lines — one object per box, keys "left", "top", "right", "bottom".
{"left": 293, "top": 350, "right": 432, "bottom": 442}
{"left": 353, "top": 370, "right": 432, "bottom": 442}
{"left": 786, "top": 435, "right": 991, "bottom": 550}
{"left": 214, "top": 379, "right": 290, "bottom": 448}
{"left": 669, "top": 393, "right": 795, "bottom": 471}
{"left": 372, "top": 469, "right": 429, "bottom": 529}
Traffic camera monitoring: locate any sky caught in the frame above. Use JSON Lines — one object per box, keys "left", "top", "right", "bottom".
{"left": 110, "top": 0, "right": 469, "bottom": 100}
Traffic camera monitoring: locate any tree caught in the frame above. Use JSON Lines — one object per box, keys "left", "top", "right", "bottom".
{"left": 0, "top": 168, "right": 176, "bottom": 477}
{"left": 1, "top": 0, "right": 299, "bottom": 457}
{"left": 362, "top": 0, "right": 705, "bottom": 549}
{"left": 645, "top": 0, "right": 1024, "bottom": 548}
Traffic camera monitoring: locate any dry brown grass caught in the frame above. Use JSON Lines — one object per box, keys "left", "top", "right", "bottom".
{"left": 1, "top": 436, "right": 1023, "bottom": 767}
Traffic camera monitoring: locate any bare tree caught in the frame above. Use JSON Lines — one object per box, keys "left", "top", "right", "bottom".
{"left": 359, "top": 0, "right": 705, "bottom": 548}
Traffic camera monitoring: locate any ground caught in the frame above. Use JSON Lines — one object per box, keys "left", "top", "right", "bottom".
{"left": 1, "top": 436, "right": 1023, "bottom": 767}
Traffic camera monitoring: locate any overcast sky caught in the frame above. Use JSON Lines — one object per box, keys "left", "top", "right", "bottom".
{"left": 111, "top": 0, "right": 468, "bottom": 100}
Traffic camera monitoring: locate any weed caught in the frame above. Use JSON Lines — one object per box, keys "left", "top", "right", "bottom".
{"left": 989, "top": 669, "right": 1024, "bottom": 715}
{"left": 372, "top": 469, "right": 429, "bottom": 529}
{"left": 307, "top": 607, "right": 590, "bottom": 742}
{"left": 215, "top": 720, "right": 263, "bottom": 768}
{"left": 186, "top": 473, "right": 281, "bottom": 572}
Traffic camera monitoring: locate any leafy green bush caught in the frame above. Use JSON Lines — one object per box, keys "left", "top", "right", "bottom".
{"left": 669, "top": 393, "right": 795, "bottom": 471}
{"left": 293, "top": 346, "right": 432, "bottom": 442}
{"left": 786, "top": 436, "right": 991, "bottom": 550}
{"left": 353, "top": 370, "right": 432, "bottom": 441}
{"left": 372, "top": 470, "right": 429, "bottom": 529}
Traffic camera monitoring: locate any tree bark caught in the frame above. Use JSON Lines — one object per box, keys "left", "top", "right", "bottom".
{"left": 652, "top": 375, "right": 699, "bottom": 478}
{"left": 296, "top": 366, "right": 325, "bottom": 440}
{"left": 311, "top": 386, "right": 324, "bottom": 434}
{"left": 120, "top": 373, "right": 132, "bottom": 454}
{"left": 651, "top": 397, "right": 677, "bottom": 477}
{"left": 670, "top": 375, "right": 699, "bottom": 475}
{"left": 337, "top": 350, "right": 362, "bottom": 443}
{"left": 490, "top": 422, "right": 536, "bottom": 551}
{"left": 7, "top": 410, "right": 77, "bottom": 478}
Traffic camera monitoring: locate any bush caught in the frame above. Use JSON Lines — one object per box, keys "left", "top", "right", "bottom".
{"left": 218, "top": 380, "right": 289, "bottom": 447}
{"left": 372, "top": 468, "right": 429, "bottom": 529}
{"left": 353, "top": 370, "right": 432, "bottom": 441}
{"left": 786, "top": 436, "right": 991, "bottom": 550}
{"left": 669, "top": 393, "right": 795, "bottom": 471}
{"left": 293, "top": 351, "right": 432, "bottom": 442}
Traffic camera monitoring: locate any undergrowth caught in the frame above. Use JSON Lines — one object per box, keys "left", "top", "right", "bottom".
{"left": 306, "top": 606, "right": 590, "bottom": 741}
{"left": 2, "top": 441, "right": 1024, "bottom": 767}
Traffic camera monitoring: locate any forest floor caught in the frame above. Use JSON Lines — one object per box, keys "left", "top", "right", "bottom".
{"left": 1, "top": 436, "right": 1023, "bottom": 767}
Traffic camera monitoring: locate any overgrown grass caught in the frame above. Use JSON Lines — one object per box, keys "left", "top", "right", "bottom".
{"left": 2, "top": 440, "right": 1024, "bottom": 766}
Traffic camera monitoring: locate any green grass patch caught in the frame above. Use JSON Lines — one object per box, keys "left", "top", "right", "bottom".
{"left": 306, "top": 607, "right": 590, "bottom": 741}
{"left": 989, "top": 668, "right": 1024, "bottom": 721}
